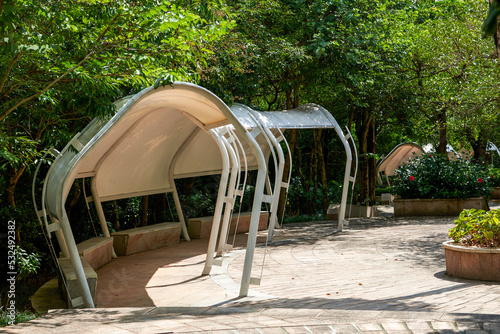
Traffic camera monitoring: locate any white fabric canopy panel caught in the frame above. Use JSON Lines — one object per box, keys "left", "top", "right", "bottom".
{"left": 36, "top": 82, "right": 353, "bottom": 308}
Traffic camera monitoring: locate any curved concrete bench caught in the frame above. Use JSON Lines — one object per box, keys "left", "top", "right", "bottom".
{"left": 58, "top": 256, "right": 97, "bottom": 308}
{"left": 188, "top": 211, "right": 269, "bottom": 239}
{"left": 111, "top": 222, "right": 181, "bottom": 256}
{"left": 76, "top": 237, "right": 113, "bottom": 270}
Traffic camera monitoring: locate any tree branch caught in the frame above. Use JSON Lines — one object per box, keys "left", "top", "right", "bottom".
{"left": 0, "top": 52, "right": 95, "bottom": 122}
{"left": 0, "top": 52, "right": 24, "bottom": 94}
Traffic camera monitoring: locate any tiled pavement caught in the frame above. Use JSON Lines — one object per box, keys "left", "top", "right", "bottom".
{"left": 5, "top": 204, "right": 500, "bottom": 333}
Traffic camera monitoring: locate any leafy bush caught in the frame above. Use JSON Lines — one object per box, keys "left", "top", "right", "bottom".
{"left": 392, "top": 154, "right": 492, "bottom": 199}
{"left": 490, "top": 168, "right": 500, "bottom": 187}
{"left": 449, "top": 209, "right": 500, "bottom": 248}
{"left": 0, "top": 310, "right": 38, "bottom": 327}
{"left": 286, "top": 177, "right": 343, "bottom": 216}
{"left": 375, "top": 186, "right": 393, "bottom": 196}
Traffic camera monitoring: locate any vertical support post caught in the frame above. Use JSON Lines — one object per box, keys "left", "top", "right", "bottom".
{"left": 171, "top": 184, "right": 191, "bottom": 241}
{"left": 59, "top": 210, "right": 95, "bottom": 308}
{"left": 202, "top": 129, "right": 230, "bottom": 275}
{"left": 91, "top": 178, "right": 111, "bottom": 238}
{"left": 239, "top": 132, "right": 267, "bottom": 297}
{"left": 247, "top": 110, "right": 286, "bottom": 243}
{"left": 260, "top": 128, "right": 286, "bottom": 242}
{"left": 91, "top": 178, "right": 117, "bottom": 258}
{"left": 335, "top": 132, "right": 353, "bottom": 232}
{"left": 168, "top": 127, "right": 200, "bottom": 242}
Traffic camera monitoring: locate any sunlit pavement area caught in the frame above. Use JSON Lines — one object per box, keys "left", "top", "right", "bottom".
{"left": 6, "top": 202, "right": 500, "bottom": 333}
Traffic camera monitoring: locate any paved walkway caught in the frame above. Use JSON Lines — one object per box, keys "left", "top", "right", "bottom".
{"left": 6, "top": 205, "right": 500, "bottom": 333}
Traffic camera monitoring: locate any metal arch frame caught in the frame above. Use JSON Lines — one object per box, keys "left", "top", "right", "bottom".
{"left": 216, "top": 128, "right": 240, "bottom": 257}
{"left": 306, "top": 104, "right": 353, "bottom": 232}
{"left": 202, "top": 128, "right": 232, "bottom": 275}
{"left": 344, "top": 126, "right": 358, "bottom": 222}
{"left": 216, "top": 127, "right": 250, "bottom": 257}
{"left": 245, "top": 109, "right": 287, "bottom": 243}
{"left": 488, "top": 141, "right": 500, "bottom": 158}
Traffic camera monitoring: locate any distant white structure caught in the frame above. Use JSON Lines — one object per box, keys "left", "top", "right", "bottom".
{"left": 377, "top": 143, "right": 424, "bottom": 186}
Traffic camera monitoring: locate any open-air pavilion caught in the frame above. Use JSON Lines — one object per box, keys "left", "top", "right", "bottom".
{"left": 33, "top": 83, "right": 355, "bottom": 309}
{"left": 376, "top": 143, "right": 424, "bottom": 186}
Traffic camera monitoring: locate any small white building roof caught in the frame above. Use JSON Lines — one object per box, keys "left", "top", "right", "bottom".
{"left": 377, "top": 143, "right": 424, "bottom": 184}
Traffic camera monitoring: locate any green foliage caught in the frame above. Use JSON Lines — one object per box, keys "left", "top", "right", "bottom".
{"left": 392, "top": 154, "right": 492, "bottom": 199}
{"left": 375, "top": 186, "right": 393, "bottom": 196}
{"left": 0, "top": 134, "right": 43, "bottom": 170}
{"left": 15, "top": 246, "right": 41, "bottom": 280}
{"left": 286, "top": 177, "right": 343, "bottom": 216}
{"left": 490, "top": 168, "right": 500, "bottom": 187}
{"left": 449, "top": 209, "right": 500, "bottom": 248}
{"left": 0, "top": 309, "right": 38, "bottom": 327}
{"left": 0, "top": 0, "right": 234, "bottom": 209}
{"left": 283, "top": 213, "right": 326, "bottom": 224}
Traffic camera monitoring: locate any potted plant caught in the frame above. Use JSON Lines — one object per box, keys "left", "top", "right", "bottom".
{"left": 392, "top": 154, "right": 493, "bottom": 216}
{"left": 444, "top": 208, "right": 500, "bottom": 281}
{"left": 490, "top": 168, "right": 500, "bottom": 199}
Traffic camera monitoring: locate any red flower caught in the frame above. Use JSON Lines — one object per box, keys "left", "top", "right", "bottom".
{"left": 409, "top": 176, "right": 415, "bottom": 181}
{"left": 478, "top": 178, "right": 483, "bottom": 183}
{"left": 429, "top": 154, "right": 432, "bottom": 158}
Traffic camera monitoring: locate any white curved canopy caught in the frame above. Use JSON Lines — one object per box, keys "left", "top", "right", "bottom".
{"left": 38, "top": 82, "right": 353, "bottom": 308}
{"left": 377, "top": 143, "right": 424, "bottom": 185}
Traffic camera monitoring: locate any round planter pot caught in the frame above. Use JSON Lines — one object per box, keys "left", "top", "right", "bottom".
{"left": 443, "top": 240, "right": 500, "bottom": 282}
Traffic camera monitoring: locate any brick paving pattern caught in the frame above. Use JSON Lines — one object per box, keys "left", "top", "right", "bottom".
{"left": 5, "top": 211, "right": 500, "bottom": 333}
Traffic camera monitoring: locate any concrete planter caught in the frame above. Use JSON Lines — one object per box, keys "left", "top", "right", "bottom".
{"left": 443, "top": 241, "right": 500, "bottom": 281}
{"left": 394, "top": 197, "right": 489, "bottom": 217}
{"left": 327, "top": 204, "right": 376, "bottom": 220}
{"left": 492, "top": 187, "right": 500, "bottom": 199}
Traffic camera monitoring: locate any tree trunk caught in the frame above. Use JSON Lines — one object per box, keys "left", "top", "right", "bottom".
{"left": 155, "top": 193, "right": 168, "bottom": 223}
{"left": 114, "top": 201, "right": 121, "bottom": 230}
{"left": 436, "top": 109, "right": 448, "bottom": 156}
{"left": 354, "top": 108, "right": 374, "bottom": 205}
{"left": 367, "top": 120, "right": 377, "bottom": 205}
{"left": 466, "top": 128, "right": 488, "bottom": 164}
{"left": 181, "top": 177, "right": 196, "bottom": 196}
{"left": 314, "top": 129, "right": 329, "bottom": 214}
{"left": 65, "top": 181, "right": 82, "bottom": 219}
{"left": 491, "top": 0, "right": 500, "bottom": 65}
{"left": 277, "top": 89, "right": 300, "bottom": 220}
{"left": 140, "top": 195, "right": 149, "bottom": 226}
{"left": 310, "top": 130, "right": 318, "bottom": 213}
{"left": 277, "top": 129, "right": 297, "bottom": 219}
{"left": 6, "top": 164, "right": 27, "bottom": 207}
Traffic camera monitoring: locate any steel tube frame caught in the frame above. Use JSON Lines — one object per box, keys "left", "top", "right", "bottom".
{"left": 202, "top": 129, "right": 231, "bottom": 275}
{"left": 216, "top": 129, "right": 240, "bottom": 256}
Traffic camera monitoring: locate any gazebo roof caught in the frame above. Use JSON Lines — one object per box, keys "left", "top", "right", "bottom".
{"left": 377, "top": 143, "right": 424, "bottom": 180}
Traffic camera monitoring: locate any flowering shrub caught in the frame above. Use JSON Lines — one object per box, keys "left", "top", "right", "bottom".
{"left": 449, "top": 209, "right": 500, "bottom": 248}
{"left": 392, "top": 154, "right": 492, "bottom": 199}
{"left": 490, "top": 168, "right": 500, "bottom": 187}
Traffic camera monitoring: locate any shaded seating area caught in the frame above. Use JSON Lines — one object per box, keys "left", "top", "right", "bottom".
{"left": 111, "top": 222, "right": 182, "bottom": 256}
{"left": 33, "top": 83, "right": 355, "bottom": 308}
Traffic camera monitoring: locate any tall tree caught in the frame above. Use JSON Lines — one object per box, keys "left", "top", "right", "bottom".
{"left": 0, "top": 0, "right": 233, "bottom": 206}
